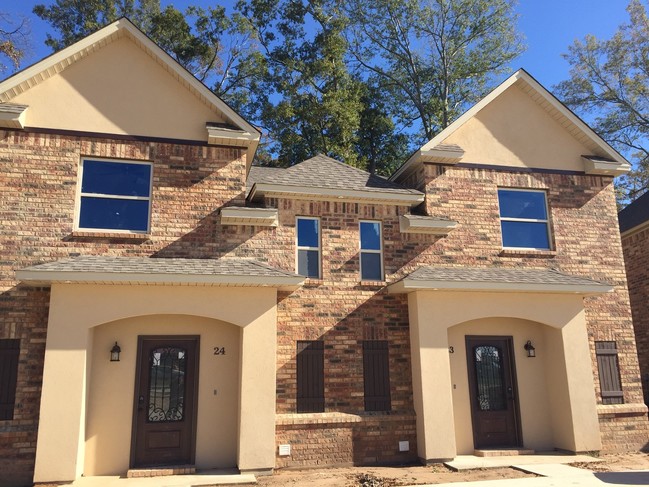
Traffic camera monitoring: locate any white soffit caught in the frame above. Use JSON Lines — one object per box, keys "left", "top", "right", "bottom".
{"left": 391, "top": 69, "right": 630, "bottom": 180}
{"left": 582, "top": 156, "right": 630, "bottom": 177}
{"left": 399, "top": 215, "right": 458, "bottom": 235}
{"left": 0, "top": 103, "right": 27, "bottom": 128}
{"left": 220, "top": 207, "right": 279, "bottom": 227}
{"left": 0, "top": 18, "right": 260, "bottom": 164}
{"left": 250, "top": 183, "right": 425, "bottom": 206}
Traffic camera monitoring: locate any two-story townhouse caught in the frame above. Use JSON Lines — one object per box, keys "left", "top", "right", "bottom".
{"left": 619, "top": 191, "right": 649, "bottom": 405}
{"left": 0, "top": 18, "right": 647, "bottom": 487}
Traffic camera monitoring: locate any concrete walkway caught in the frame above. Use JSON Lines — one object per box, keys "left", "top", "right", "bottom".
{"left": 404, "top": 455, "right": 649, "bottom": 487}
{"left": 445, "top": 453, "right": 602, "bottom": 470}
{"left": 70, "top": 470, "right": 256, "bottom": 487}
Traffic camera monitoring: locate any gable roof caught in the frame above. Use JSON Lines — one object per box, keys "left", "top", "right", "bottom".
{"left": 247, "top": 154, "right": 424, "bottom": 205}
{"left": 619, "top": 191, "right": 649, "bottom": 234}
{"left": 0, "top": 18, "right": 260, "bottom": 165}
{"left": 390, "top": 69, "right": 630, "bottom": 181}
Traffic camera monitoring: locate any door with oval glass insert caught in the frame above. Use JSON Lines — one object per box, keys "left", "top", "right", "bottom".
{"left": 131, "top": 336, "right": 199, "bottom": 468}
{"left": 466, "top": 336, "right": 521, "bottom": 449}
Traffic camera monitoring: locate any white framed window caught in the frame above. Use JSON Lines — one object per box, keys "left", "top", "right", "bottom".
{"left": 296, "top": 217, "right": 321, "bottom": 278}
{"left": 360, "top": 220, "right": 383, "bottom": 281}
{"left": 497, "top": 188, "right": 551, "bottom": 250}
{"left": 76, "top": 158, "right": 153, "bottom": 233}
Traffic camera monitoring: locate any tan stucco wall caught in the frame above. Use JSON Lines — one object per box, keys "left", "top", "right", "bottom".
{"left": 34, "top": 284, "right": 278, "bottom": 482}
{"left": 408, "top": 290, "right": 601, "bottom": 460}
{"left": 85, "top": 314, "right": 240, "bottom": 475}
{"left": 449, "top": 317, "right": 552, "bottom": 453}
{"left": 11, "top": 36, "right": 225, "bottom": 140}
{"left": 444, "top": 84, "right": 592, "bottom": 171}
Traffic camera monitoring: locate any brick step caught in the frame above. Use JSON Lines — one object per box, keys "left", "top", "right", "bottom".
{"left": 126, "top": 465, "right": 196, "bottom": 478}
{"left": 474, "top": 448, "right": 535, "bottom": 457}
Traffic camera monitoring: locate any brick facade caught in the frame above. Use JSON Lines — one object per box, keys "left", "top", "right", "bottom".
{"left": 621, "top": 225, "right": 649, "bottom": 406}
{"left": 0, "top": 129, "right": 247, "bottom": 485}
{"left": 1, "top": 124, "right": 648, "bottom": 483}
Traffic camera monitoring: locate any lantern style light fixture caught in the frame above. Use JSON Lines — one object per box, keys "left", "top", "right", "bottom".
{"left": 524, "top": 340, "right": 536, "bottom": 358}
{"left": 110, "top": 342, "right": 121, "bottom": 362}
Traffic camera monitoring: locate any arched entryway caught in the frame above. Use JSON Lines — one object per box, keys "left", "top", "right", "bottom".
{"left": 84, "top": 314, "right": 241, "bottom": 476}
{"left": 32, "top": 283, "right": 282, "bottom": 482}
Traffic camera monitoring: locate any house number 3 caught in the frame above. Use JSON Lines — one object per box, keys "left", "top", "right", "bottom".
{"left": 213, "top": 347, "right": 226, "bottom": 355}
{"left": 448, "top": 346, "right": 454, "bottom": 354}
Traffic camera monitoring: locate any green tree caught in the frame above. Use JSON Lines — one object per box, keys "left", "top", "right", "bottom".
{"left": 355, "top": 80, "right": 410, "bottom": 175}
{"left": 0, "top": 13, "right": 30, "bottom": 73}
{"left": 344, "top": 0, "right": 524, "bottom": 142}
{"left": 555, "top": 0, "right": 649, "bottom": 202}
{"left": 238, "top": 0, "right": 363, "bottom": 167}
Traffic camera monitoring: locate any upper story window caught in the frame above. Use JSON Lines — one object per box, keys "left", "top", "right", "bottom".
{"left": 497, "top": 189, "right": 550, "bottom": 250}
{"left": 360, "top": 221, "right": 383, "bottom": 281}
{"left": 77, "top": 158, "right": 152, "bottom": 233}
{"left": 296, "top": 217, "right": 321, "bottom": 278}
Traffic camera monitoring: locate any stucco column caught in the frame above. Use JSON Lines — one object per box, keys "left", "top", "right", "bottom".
{"left": 33, "top": 286, "right": 90, "bottom": 482}
{"left": 544, "top": 309, "right": 601, "bottom": 452}
{"left": 408, "top": 291, "right": 457, "bottom": 462}
{"left": 237, "top": 303, "right": 277, "bottom": 473}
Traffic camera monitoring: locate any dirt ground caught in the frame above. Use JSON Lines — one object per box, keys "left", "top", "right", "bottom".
{"left": 256, "top": 452, "right": 649, "bottom": 487}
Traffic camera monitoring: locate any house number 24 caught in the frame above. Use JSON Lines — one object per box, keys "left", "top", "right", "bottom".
{"left": 213, "top": 347, "right": 226, "bottom": 355}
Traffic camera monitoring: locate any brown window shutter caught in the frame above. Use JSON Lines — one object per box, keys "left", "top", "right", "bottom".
{"left": 595, "top": 341, "right": 624, "bottom": 405}
{"left": 363, "top": 340, "right": 391, "bottom": 412}
{"left": 297, "top": 341, "right": 324, "bottom": 413}
{"left": 0, "top": 339, "right": 20, "bottom": 420}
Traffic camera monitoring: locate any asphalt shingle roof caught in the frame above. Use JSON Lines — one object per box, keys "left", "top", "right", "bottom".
{"left": 18, "top": 256, "right": 301, "bottom": 284}
{"left": 403, "top": 266, "right": 610, "bottom": 288}
{"left": 618, "top": 191, "right": 649, "bottom": 233}
{"left": 248, "top": 154, "right": 422, "bottom": 196}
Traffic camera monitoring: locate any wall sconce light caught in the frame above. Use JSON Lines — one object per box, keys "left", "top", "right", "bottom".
{"left": 524, "top": 340, "right": 536, "bottom": 358}
{"left": 110, "top": 342, "right": 121, "bottom": 362}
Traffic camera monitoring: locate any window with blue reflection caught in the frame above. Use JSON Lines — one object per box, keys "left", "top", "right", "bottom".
{"left": 498, "top": 189, "right": 550, "bottom": 249}
{"left": 360, "top": 221, "right": 383, "bottom": 281}
{"left": 296, "top": 217, "right": 320, "bottom": 278}
{"left": 78, "top": 159, "right": 152, "bottom": 232}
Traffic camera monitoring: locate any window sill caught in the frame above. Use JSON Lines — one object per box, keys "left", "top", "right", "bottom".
{"left": 69, "top": 231, "right": 151, "bottom": 241}
{"left": 499, "top": 248, "right": 556, "bottom": 258}
{"left": 597, "top": 403, "right": 648, "bottom": 415}
{"left": 276, "top": 411, "right": 416, "bottom": 426}
{"left": 358, "top": 280, "right": 387, "bottom": 288}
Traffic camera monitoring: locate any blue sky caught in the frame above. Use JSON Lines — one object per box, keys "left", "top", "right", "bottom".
{"left": 3, "top": 0, "right": 632, "bottom": 90}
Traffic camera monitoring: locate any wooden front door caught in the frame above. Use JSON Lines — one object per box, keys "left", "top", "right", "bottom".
{"left": 131, "top": 336, "right": 199, "bottom": 468}
{"left": 466, "top": 336, "right": 521, "bottom": 449}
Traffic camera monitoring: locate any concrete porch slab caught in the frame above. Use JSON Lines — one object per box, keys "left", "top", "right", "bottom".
{"left": 444, "top": 452, "right": 603, "bottom": 471}
{"left": 70, "top": 469, "right": 256, "bottom": 487}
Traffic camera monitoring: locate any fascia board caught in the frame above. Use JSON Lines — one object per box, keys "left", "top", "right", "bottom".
{"left": 387, "top": 278, "right": 613, "bottom": 295}
{"left": 16, "top": 269, "right": 303, "bottom": 291}
{"left": 620, "top": 219, "right": 649, "bottom": 238}
{"left": 251, "top": 183, "right": 425, "bottom": 206}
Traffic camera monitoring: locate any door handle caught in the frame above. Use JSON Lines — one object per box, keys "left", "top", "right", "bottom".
{"left": 138, "top": 395, "right": 145, "bottom": 411}
{"left": 507, "top": 386, "right": 514, "bottom": 400}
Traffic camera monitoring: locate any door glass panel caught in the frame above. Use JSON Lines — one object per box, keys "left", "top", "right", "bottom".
{"left": 474, "top": 345, "right": 506, "bottom": 411}
{"left": 148, "top": 347, "right": 186, "bottom": 422}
